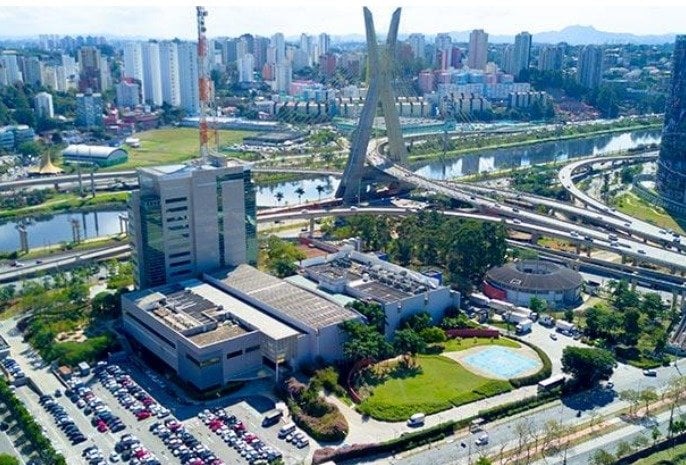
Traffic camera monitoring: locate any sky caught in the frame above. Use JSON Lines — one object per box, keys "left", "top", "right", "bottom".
{"left": 0, "top": 0, "right": 684, "bottom": 39}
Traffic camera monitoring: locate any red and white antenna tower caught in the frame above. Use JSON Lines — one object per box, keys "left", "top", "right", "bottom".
{"left": 196, "top": 6, "right": 213, "bottom": 162}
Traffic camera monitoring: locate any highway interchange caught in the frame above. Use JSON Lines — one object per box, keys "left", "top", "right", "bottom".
{"left": 1, "top": 126, "right": 686, "bottom": 465}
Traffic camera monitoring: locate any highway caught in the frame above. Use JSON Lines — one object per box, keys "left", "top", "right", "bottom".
{"left": 365, "top": 144, "right": 686, "bottom": 272}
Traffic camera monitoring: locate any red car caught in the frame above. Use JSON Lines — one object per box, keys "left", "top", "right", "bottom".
{"left": 233, "top": 422, "right": 246, "bottom": 432}
{"left": 97, "top": 421, "right": 108, "bottom": 433}
{"left": 136, "top": 411, "right": 151, "bottom": 421}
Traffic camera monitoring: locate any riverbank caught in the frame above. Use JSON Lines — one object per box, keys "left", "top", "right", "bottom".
{"left": 0, "top": 234, "right": 127, "bottom": 261}
{"left": 0, "top": 192, "right": 129, "bottom": 221}
{"left": 407, "top": 122, "right": 661, "bottom": 163}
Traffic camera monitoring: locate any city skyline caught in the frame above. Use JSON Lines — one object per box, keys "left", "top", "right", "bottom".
{"left": 0, "top": 1, "right": 684, "bottom": 39}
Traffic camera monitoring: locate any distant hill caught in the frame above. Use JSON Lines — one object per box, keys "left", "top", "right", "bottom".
{"left": 331, "top": 25, "right": 676, "bottom": 45}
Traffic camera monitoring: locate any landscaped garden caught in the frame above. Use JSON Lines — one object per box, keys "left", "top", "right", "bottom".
{"left": 356, "top": 352, "right": 513, "bottom": 421}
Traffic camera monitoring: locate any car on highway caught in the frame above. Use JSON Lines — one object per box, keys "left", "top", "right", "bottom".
{"left": 643, "top": 369, "right": 657, "bottom": 377}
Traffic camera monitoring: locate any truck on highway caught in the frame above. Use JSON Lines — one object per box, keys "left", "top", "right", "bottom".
{"left": 555, "top": 320, "right": 576, "bottom": 334}
{"left": 515, "top": 319, "right": 533, "bottom": 334}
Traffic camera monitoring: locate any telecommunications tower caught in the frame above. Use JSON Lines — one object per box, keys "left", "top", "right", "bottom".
{"left": 196, "top": 6, "right": 213, "bottom": 161}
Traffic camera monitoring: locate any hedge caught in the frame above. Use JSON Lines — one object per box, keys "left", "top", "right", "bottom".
{"left": 509, "top": 336, "right": 553, "bottom": 388}
{"left": 0, "top": 378, "right": 66, "bottom": 465}
{"left": 478, "top": 389, "right": 561, "bottom": 422}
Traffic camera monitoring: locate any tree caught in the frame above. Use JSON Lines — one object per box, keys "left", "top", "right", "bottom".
{"left": 590, "top": 450, "right": 615, "bottom": 465}
{"left": 17, "top": 141, "right": 42, "bottom": 159}
{"left": 651, "top": 426, "right": 662, "bottom": 445}
{"left": 640, "top": 388, "right": 659, "bottom": 416}
{"left": 619, "top": 389, "right": 641, "bottom": 417}
{"left": 392, "top": 328, "right": 426, "bottom": 356}
{"left": 341, "top": 320, "right": 392, "bottom": 361}
{"left": 419, "top": 327, "right": 446, "bottom": 344}
{"left": 561, "top": 346, "right": 615, "bottom": 388}
{"left": 264, "top": 236, "right": 306, "bottom": 277}
{"left": 315, "top": 184, "right": 325, "bottom": 201}
{"left": 295, "top": 186, "right": 306, "bottom": 204}
{"left": 274, "top": 191, "right": 284, "bottom": 206}
{"left": 615, "top": 440, "right": 633, "bottom": 459}
{"left": 529, "top": 297, "right": 547, "bottom": 313}
{"left": 403, "top": 312, "right": 432, "bottom": 332}
{"left": 474, "top": 457, "right": 492, "bottom": 465}
{"left": 564, "top": 308, "right": 574, "bottom": 323}
{"left": 91, "top": 291, "right": 120, "bottom": 317}
{"left": 346, "top": 301, "right": 386, "bottom": 334}
{"left": 0, "top": 454, "right": 19, "bottom": 465}
{"left": 622, "top": 308, "right": 642, "bottom": 345}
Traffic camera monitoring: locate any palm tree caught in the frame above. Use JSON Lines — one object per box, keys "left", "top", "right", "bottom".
{"left": 275, "top": 191, "right": 284, "bottom": 206}
{"left": 315, "top": 184, "right": 325, "bottom": 201}
{"left": 295, "top": 186, "right": 305, "bottom": 204}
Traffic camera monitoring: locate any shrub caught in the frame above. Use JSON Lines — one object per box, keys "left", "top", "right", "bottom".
{"left": 284, "top": 376, "right": 349, "bottom": 442}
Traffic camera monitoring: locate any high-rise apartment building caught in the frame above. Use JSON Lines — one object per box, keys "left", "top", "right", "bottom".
{"left": 141, "top": 41, "right": 163, "bottom": 106}
{"left": 657, "top": 35, "right": 686, "bottom": 204}
{"left": 21, "top": 56, "right": 43, "bottom": 87}
{"left": 221, "top": 38, "right": 237, "bottom": 65}
{"left": 75, "top": 92, "right": 103, "bottom": 128}
{"left": 128, "top": 158, "right": 257, "bottom": 289}
{"left": 468, "top": 29, "right": 488, "bottom": 70}
{"left": 407, "top": 33, "right": 426, "bottom": 61}
{"left": 274, "top": 62, "right": 292, "bottom": 93}
{"left": 159, "top": 41, "right": 181, "bottom": 107}
{"left": 0, "top": 52, "right": 23, "bottom": 84}
{"left": 538, "top": 44, "right": 565, "bottom": 72}
{"left": 123, "top": 42, "right": 145, "bottom": 101}
{"left": 177, "top": 42, "right": 200, "bottom": 115}
{"left": 270, "top": 33, "right": 285, "bottom": 65}
{"left": 34, "top": 92, "right": 54, "bottom": 119}
{"left": 577, "top": 45, "right": 603, "bottom": 89}
{"left": 116, "top": 79, "right": 141, "bottom": 108}
{"left": 318, "top": 33, "right": 330, "bottom": 57}
{"left": 78, "top": 46, "right": 107, "bottom": 92}
{"left": 238, "top": 54, "right": 255, "bottom": 82}
{"left": 510, "top": 32, "right": 532, "bottom": 77}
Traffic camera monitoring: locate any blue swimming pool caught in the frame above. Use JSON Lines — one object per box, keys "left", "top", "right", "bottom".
{"left": 463, "top": 346, "right": 539, "bottom": 379}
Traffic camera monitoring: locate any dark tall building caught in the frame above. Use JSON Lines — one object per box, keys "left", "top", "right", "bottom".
{"left": 657, "top": 35, "right": 686, "bottom": 204}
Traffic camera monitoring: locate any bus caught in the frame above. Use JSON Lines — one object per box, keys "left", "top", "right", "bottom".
{"left": 261, "top": 409, "right": 284, "bottom": 427}
{"left": 537, "top": 374, "right": 566, "bottom": 392}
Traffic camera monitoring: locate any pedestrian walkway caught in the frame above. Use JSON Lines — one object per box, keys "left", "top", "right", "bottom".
{"left": 325, "top": 385, "right": 538, "bottom": 444}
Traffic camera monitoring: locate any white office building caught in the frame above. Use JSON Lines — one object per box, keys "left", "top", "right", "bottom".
{"left": 270, "top": 33, "right": 285, "bottom": 65}
{"left": 34, "top": 92, "right": 54, "bottom": 119}
{"left": 274, "top": 62, "right": 292, "bottom": 93}
{"left": 128, "top": 157, "right": 257, "bottom": 289}
{"left": 159, "top": 41, "right": 181, "bottom": 107}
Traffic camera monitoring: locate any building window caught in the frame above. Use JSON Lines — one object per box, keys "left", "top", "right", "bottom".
{"left": 226, "top": 350, "right": 242, "bottom": 359}
{"left": 169, "top": 259, "right": 192, "bottom": 268}
{"left": 185, "top": 354, "right": 220, "bottom": 368}
{"left": 245, "top": 345, "right": 260, "bottom": 353}
{"left": 165, "top": 197, "right": 187, "bottom": 204}
{"left": 169, "top": 251, "right": 191, "bottom": 259}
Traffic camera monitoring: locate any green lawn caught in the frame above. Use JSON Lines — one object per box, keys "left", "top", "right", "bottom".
{"left": 613, "top": 192, "right": 686, "bottom": 235}
{"left": 441, "top": 336, "right": 520, "bottom": 352}
{"left": 0, "top": 192, "right": 129, "bottom": 220}
{"left": 102, "top": 128, "right": 255, "bottom": 171}
{"left": 357, "top": 355, "right": 512, "bottom": 421}
{"left": 635, "top": 442, "right": 686, "bottom": 465}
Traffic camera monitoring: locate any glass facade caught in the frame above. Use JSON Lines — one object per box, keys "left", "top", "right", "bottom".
{"left": 139, "top": 195, "right": 166, "bottom": 288}
{"left": 244, "top": 174, "right": 258, "bottom": 266}
{"left": 657, "top": 35, "right": 686, "bottom": 204}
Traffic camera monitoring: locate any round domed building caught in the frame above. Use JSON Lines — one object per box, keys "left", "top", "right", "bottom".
{"left": 483, "top": 260, "right": 583, "bottom": 309}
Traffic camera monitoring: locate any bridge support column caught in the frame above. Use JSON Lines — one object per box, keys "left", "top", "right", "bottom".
{"left": 53, "top": 182, "right": 60, "bottom": 191}
{"left": 309, "top": 217, "right": 315, "bottom": 235}
{"left": 575, "top": 243, "right": 581, "bottom": 255}
{"left": 586, "top": 246, "right": 591, "bottom": 258}
{"left": 530, "top": 232, "right": 541, "bottom": 244}
{"left": 621, "top": 255, "right": 627, "bottom": 264}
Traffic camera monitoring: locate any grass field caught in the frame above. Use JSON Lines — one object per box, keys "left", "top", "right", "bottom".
{"left": 614, "top": 192, "right": 686, "bottom": 235}
{"left": 635, "top": 442, "right": 686, "bottom": 465}
{"left": 0, "top": 192, "right": 129, "bottom": 220}
{"left": 357, "top": 355, "right": 512, "bottom": 421}
{"left": 103, "top": 128, "right": 255, "bottom": 171}
{"left": 441, "top": 336, "right": 520, "bottom": 352}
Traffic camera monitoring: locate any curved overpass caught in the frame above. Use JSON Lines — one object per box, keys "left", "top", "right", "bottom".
{"left": 4, "top": 205, "right": 685, "bottom": 284}
{"left": 367, "top": 138, "right": 686, "bottom": 272}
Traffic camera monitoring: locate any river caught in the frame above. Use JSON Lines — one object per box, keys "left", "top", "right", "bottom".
{"left": 0, "top": 129, "right": 662, "bottom": 253}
